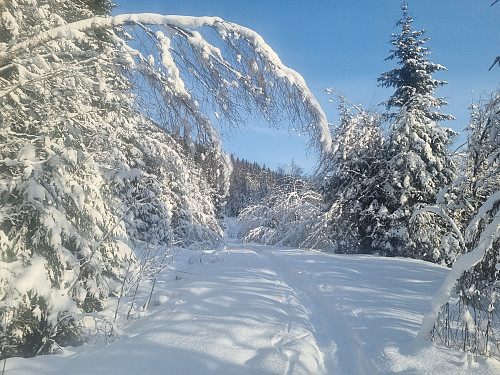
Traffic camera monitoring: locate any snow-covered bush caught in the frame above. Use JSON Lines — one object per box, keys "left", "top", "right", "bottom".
{"left": 238, "top": 177, "right": 323, "bottom": 248}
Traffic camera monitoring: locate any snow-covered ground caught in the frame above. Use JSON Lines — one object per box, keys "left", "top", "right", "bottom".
{"left": 7, "top": 240, "right": 500, "bottom": 374}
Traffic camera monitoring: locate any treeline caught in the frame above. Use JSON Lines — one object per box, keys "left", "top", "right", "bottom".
{"left": 225, "top": 156, "right": 278, "bottom": 217}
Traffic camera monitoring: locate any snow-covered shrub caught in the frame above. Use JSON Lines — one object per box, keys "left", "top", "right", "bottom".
{"left": 238, "top": 177, "right": 323, "bottom": 248}
{"left": 421, "top": 193, "right": 500, "bottom": 358}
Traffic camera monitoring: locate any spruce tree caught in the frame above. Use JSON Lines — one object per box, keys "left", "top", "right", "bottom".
{"left": 374, "top": 4, "right": 457, "bottom": 258}
{"left": 374, "top": 106, "right": 457, "bottom": 258}
{"left": 378, "top": 4, "right": 453, "bottom": 122}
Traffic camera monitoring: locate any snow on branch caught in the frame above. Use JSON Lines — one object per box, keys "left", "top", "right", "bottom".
{"left": 416, "top": 191, "right": 500, "bottom": 341}
{"left": 413, "top": 205, "right": 466, "bottom": 249}
{"left": 0, "top": 13, "right": 331, "bottom": 153}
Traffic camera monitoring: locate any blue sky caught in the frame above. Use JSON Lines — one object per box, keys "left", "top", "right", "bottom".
{"left": 113, "top": 0, "right": 499, "bottom": 173}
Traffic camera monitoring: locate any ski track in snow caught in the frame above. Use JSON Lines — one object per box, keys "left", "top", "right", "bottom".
{"left": 7, "top": 240, "right": 500, "bottom": 375}
{"left": 255, "top": 245, "right": 375, "bottom": 375}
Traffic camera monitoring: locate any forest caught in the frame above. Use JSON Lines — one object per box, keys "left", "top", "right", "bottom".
{"left": 0, "top": 0, "right": 499, "bottom": 371}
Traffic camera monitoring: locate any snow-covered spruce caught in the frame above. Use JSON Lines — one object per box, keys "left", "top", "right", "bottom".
{"left": 370, "top": 3, "right": 457, "bottom": 260}
{"left": 0, "top": 0, "right": 330, "bottom": 357}
{"left": 377, "top": 3, "right": 453, "bottom": 122}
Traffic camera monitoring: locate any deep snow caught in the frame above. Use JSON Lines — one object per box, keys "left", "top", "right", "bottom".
{"left": 6, "top": 240, "right": 500, "bottom": 374}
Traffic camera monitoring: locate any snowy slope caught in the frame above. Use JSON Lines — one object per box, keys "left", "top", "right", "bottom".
{"left": 7, "top": 241, "right": 500, "bottom": 375}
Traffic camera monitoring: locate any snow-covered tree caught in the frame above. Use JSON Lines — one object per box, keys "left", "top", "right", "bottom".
{"left": 377, "top": 4, "right": 453, "bottom": 122}
{"left": 373, "top": 103, "right": 457, "bottom": 258}
{"left": 372, "top": 4, "right": 457, "bottom": 259}
{"left": 316, "top": 96, "right": 384, "bottom": 253}
{"left": 0, "top": 0, "right": 137, "bottom": 357}
{"left": 0, "top": 0, "right": 331, "bottom": 357}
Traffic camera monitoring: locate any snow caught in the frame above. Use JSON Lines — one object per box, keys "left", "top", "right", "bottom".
{"left": 1, "top": 10, "right": 19, "bottom": 37}
{"left": 0, "top": 13, "right": 331, "bottom": 154}
{"left": 6, "top": 239, "right": 500, "bottom": 374}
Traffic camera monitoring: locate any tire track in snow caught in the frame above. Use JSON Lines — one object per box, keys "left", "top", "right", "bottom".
{"left": 255, "top": 246, "right": 377, "bottom": 375}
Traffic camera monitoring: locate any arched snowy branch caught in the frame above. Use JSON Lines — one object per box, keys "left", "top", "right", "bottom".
{"left": 0, "top": 13, "right": 331, "bottom": 153}
{"left": 413, "top": 205, "right": 466, "bottom": 249}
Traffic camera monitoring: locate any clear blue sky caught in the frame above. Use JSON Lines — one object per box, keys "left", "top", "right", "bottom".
{"left": 113, "top": 0, "right": 499, "bottom": 173}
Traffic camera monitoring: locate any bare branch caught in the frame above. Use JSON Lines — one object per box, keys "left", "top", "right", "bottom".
{"left": 489, "top": 56, "right": 500, "bottom": 71}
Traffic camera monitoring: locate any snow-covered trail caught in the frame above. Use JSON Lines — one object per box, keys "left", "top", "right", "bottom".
{"left": 7, "top": 242, "right": 500, "bottom": 375}
{"left": 257, "top": 246, "right": 375, "bottom": 374}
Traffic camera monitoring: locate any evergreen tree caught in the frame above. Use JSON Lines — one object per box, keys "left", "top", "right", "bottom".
{"left": 374, "top": 106, "right": 457, "bottom": 258}
{"left": 0, "top": 0, "right": 136, "bottom": 356}
{"left": 378, "top": 4, "right": 453, "bottom": 122}
{"left": 373, "top": 4, "right": 457, "bottom": 258}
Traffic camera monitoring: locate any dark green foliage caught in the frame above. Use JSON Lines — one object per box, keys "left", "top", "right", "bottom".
{"left": 225, "top": 156, "right": 278, "bottom": 217}
{"left": 1, "top": 293, "right": 83, "bottom": 359}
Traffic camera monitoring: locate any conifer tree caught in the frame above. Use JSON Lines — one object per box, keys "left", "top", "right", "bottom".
{"left": 0, "top": 0, "right": 136, "bottom": 357}
{"left": 374, "top": 105, "right": 457, "bottom": 258}
{"left": 373, "top": 4, "right": 457, "bottom": 258}
{"left": 318, "top": 96, "right": 384, "bottom": 253}
{"left": 378, "top": 3, "right": 453, "bottom": 122}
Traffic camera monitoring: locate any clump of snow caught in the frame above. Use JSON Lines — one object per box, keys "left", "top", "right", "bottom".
{"left": 1, "top": 10, "right": 19, "bottom": 37}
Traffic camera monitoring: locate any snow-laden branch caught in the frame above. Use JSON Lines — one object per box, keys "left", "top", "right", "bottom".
{"left": 416, "top": 191, "right": 500, "bottom": 341}
{"left": 413, "top": 205, "right": 466, "bottom": 249}
{"left": 0, "top": 13, "right": 331, "bottom": 153}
